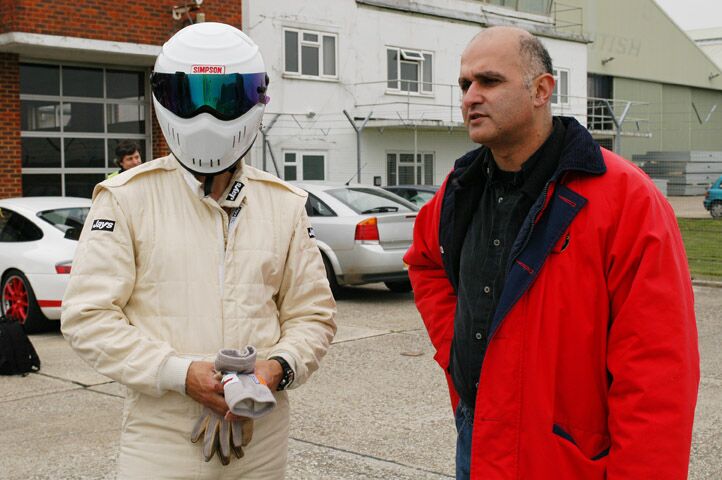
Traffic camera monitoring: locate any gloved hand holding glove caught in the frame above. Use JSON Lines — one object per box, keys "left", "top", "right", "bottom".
{"left": 215, "top": 346, "right": 277, "bottom": 419}
{"left": 190, "top": 346, "right": 276, "bottom": 465}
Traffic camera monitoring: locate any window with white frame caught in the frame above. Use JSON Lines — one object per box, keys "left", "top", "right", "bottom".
{"left": 552, "top": 68, "right": 569, "bottom": 105}
{"left": 284, "top": 152, "right": 326, "bottom": 181}
{"left": 386, "top": 152, "right": 434, "bottom": 185}
{"left": 284, "top": 28, "right": 337, "bottom": 79}
{"left": 386, "top": 47, "right": 433, "bottom": 94}
{"left": 19, "top": 62, "right": 149, "bottom": 198}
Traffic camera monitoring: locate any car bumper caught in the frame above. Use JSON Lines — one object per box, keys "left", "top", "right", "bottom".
{"left": 335, "top": 243, "right": 410, "bottom": 285}
{"left": 25, "top": 272, "right": 68, "bottom": 320}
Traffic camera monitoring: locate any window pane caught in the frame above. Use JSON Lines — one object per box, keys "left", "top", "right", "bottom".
{"left": 424, "top": 154, "right": 434, "bottom": 185}
{"left": 308, "top": 194, "right": 335, "bottom": 217}
{"left": 0, "top": 209, "right": 43, "bottom": 242}
{"left": 284, "top": 152, "right": 296, "bottom": 164}
{"left": 63, "top": 102, "right": 104, "bottom": 132}
{"left": 65, "top": 138, "right": 105, "bottom": 168}
{"left": 560, "top": 70, "right": 569, "bottom": 103}
{"left": 65, "top": 174, "right": 106, "bottom": 198}
{"left": 323, "top": 36, "right": 336, "bottom": 76}
{"left": 285, "top": 31, "right": 299, "bottom": 72}
{"left": 552, "top": 69, "right": 558, "bottom": 104}
{"left": 107, "top": 70, "right": 145, "bottom": 99}
{"left": 63, "top": 66, "right": 103, "bottom": 98}
{"left": 399, "top": 165, "right": 415, "bottom": 184}
{"left": 422, "top": 53, "right": 433, "bottom": 92}
{"left": 22, "top": 138, "right": 61, "bottom": 168}
{"left": 20, "top": 64, "right": 59, "bottom": 95}
{"left": 387, "top": 50, "right": 398, "bottom": 89}
{"left": 303, "top": 33, "right": 319, "bottom": 42}
{"left": 326, "top": 187, "right": 416, "bottom": 214}
{"left": 302, "top": 155, "right": 324, "bottom": 180}
{"left": 108, "top": 139, "right": 146, "bottom": 166}
{"left": 399, "top": 153, "right": 415, "bottom": 164}
{"left": 284, "top": 165, "right": 297, "bottom": 181}
{"left": 386, "top": 153, "right": 397, "bottom": 185}
{"left": 22, "top": 174, "right": 61, "bottom": 197}
{"left": 301, "top": 45, "right": 320, "bottom": 76}
{"left": 517, "top": 0, "right": 552, "bottom": 15}
{"left": 107, "top": 103, "right": 145, "bottom": 133}
{"left": 38, "top": 207, "right": 90, "bottom": 232}
{"left": 21, "top": 100, "right": 61, "bottom": 132}
{"left": 400, "top": 62, "right": 418, "bottom": 92}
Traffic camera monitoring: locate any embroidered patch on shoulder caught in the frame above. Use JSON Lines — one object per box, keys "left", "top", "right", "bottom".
{"left": 91, "top": 219, "right": 115, "bottom": 232}
{"left": 307, "top": 227, "right": 316, "bottom": 238}
{"left": 226, "top": 181, "right": 244, "bottom": 201}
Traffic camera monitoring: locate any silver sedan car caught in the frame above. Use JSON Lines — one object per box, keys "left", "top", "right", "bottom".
{"left": 292, "top": 182, "right": 418, "bottom": 295}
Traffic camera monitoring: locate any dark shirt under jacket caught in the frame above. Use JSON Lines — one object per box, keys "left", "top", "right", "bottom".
{"left": 450, "top": 118, "right": 566, "bottom": 410}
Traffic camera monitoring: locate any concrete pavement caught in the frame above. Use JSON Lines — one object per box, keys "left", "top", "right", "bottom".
{"left": 1, "top": 284, "right": 720, "bottom": 479}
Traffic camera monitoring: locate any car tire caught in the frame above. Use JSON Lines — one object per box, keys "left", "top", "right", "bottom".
{"left": 321, "top": 254, "right": 341, "bottom": 298}
{"left": 711, "top": 201, "right": 722, "bottom": 219}
{"left": 1, "top": 269, "right": 53, "bottom": 334}
{"left": 384, "top": 280, "right": 412, "bottom": 293}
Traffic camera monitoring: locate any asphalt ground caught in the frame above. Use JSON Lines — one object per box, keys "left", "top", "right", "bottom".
{"left": 1, "top": 283, "right": 720, "bottom": 479}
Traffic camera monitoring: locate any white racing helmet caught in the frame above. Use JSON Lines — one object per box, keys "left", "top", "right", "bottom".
{"left": 151, "top": 22, "right": 269, "bottom": 175}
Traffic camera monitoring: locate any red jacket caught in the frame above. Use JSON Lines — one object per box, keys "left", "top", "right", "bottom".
{"left": 404, "top": 118, "right": 699, "bottom": 479}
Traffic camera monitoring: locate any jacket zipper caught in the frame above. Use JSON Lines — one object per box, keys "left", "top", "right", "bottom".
{"left": 504, "top": 180, "right": 556, "bottom": 275}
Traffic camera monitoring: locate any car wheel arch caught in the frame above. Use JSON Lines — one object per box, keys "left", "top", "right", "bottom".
{"left": 315, "top": 241, "right": 343, "bottom": 276}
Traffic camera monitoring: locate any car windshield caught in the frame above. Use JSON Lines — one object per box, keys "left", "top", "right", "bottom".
{"left": 326, "top": 187, "right": 418, "bottom": 214}
{"left": 37, "top": 207, "right": 90, "bottom": 239}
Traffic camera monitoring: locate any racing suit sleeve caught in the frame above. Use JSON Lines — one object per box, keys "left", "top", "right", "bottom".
{"left": 403, "top": 178, "right": 460, "bottom": 409}
{"left": 61, "top": 187, "right": 186, "bottom": 397}
{"left": 268, "top": 203, "right": 336, "bottom": 388}
{"left": 605, "top": 178, "right": 700, "bottom": 479}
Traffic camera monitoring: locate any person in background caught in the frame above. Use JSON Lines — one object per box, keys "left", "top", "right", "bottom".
{"left": 107, "top": 140, "right": 142, "bottom": 178}
{"left": 405, "top": 26, "right": 699, "bottom": 479}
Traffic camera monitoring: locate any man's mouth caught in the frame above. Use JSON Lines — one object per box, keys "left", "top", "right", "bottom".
{"left": 468, "top": 112, "right": 487, "bottom": 122}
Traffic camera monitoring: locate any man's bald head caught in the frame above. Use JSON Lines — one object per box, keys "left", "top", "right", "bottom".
{"left": 467, "top": 27, "right": 553, "bottom": 87}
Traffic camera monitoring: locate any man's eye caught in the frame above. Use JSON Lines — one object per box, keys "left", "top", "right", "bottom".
{"left": 460, "top": 81, "right": 470, "bottom": 92}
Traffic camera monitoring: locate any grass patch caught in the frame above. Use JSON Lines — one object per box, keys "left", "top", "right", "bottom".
{"left": 677, "top": 218, "right": 722, "bottom": 280}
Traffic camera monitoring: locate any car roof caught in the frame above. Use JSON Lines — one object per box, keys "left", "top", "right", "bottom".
{"left": 290, "top": 181, "right": 384, "bottom": 192}
{"left": 385, "top": 185, "right": 439, "bottom": 191}
{"left": 0, "top": 196, "right": 92, "bottom": 213}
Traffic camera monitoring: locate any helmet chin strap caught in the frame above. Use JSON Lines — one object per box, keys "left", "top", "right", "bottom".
{"left": 170, "top": 135, "right": 259, "bottom": 196}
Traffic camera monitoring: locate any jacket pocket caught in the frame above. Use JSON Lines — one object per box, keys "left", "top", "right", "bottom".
{"left": 550, "top": 231, "right": 571, "bottom": 254}
{"left": 552, "top": 423, "right": 610, "bottom": 461}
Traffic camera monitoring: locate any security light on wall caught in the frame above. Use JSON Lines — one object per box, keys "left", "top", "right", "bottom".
{"left": 709, "top": 73, "right": 720, "bottom": 81}
{"left": 601, "top": 57, "right": 615, "bottom": 66}
{"left": 172, "top": 0, "right": 204, "bottom": 21}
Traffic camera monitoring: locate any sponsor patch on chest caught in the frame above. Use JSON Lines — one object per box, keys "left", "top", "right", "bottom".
{"left": 307, "top": 227, "right": 316, "bottom": 238}
{"left": 91, "top": 219, "right": 115, "bottom": 232}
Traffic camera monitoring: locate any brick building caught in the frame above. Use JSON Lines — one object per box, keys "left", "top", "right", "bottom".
{"left": 0, "top": 1, "right": 241, "bottom": 198}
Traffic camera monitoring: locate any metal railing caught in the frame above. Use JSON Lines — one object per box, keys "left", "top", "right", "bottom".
{"left": 352, "top": 79, "right": 465, "bottom": 126}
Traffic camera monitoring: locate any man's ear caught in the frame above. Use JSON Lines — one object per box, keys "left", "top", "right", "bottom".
{"left": 534, "top": 73, "right": 555, "bottom": 107}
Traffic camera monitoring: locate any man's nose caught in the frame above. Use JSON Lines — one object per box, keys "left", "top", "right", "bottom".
{"left": 462, "top": 83, "right": 482, "bottom": 107}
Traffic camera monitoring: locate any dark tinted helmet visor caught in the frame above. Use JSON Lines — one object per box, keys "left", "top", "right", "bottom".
{"left": 151, "top": 72, "right": 269, "bottom": 121}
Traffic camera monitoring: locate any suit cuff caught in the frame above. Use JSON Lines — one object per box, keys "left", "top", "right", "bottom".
{"left": 157, "top": 355, "right": 193, "bottom": 395}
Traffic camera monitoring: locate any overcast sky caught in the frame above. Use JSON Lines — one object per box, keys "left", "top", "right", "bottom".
{"left": 654, "top": 0, "right": 722, "bottom": 31}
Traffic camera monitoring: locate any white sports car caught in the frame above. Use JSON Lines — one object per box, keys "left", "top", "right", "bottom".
{"left": 0, "top": 196, "right": 91, "bottom": 332}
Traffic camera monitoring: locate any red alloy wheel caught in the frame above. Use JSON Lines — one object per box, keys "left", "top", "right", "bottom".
{"left": 2, "top": 275, "right": 29, "bottom": 324}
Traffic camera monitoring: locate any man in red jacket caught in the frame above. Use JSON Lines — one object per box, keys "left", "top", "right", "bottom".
{"left": 404, "top": 26, "right": 699, "bottom": 479}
